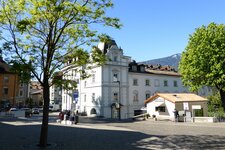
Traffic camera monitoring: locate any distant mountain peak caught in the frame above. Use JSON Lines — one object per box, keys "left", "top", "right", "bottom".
{"left": 140, "top": 53, "right": 181, "bottom": 70}
{"left": 171, "top": 53, "right": 181, "bottom": 59}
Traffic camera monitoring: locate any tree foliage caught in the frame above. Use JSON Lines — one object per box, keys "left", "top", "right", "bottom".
{"left": 179, "top": 22, "right": 225, "bottom": 110}
{"left": 207, "top": 92, "right": 225, "bottom": 118}
{"left": 9, "top": 60, "right": 32, "bottom": 83}
{"left": 0, "top": 0, "right": 121, "bottom": 147}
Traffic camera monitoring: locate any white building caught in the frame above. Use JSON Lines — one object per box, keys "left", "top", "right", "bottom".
{"left": 49, "top": 84, "right": 62, "bottom": 106}
{"left": 145, "top": 93, "right": 208, "bottom": 121}
{"left": 61, "top": 40, "right": 211, "bottom": 119}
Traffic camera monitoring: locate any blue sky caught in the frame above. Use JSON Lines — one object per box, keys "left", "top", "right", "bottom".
{"left": 98, "top": 0, "right": 225, "bottom": 62}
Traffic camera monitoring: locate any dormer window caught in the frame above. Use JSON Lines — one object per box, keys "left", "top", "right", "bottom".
{"left": 113, "top": 56, "right": 117, "bottom": 62}
{"left": 140, "top": 66, "right": 145, "bottom": 72}
{"left": 132, "top": 65, "right": 137, "bottom": 71}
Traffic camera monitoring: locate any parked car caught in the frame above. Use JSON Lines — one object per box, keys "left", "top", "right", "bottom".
{"left": 38, "top": 107, "right": 43, "bottom": 112}
{"left": 49, "top": 104, "right": 60, "bottom": 111}
{"left": 10, "top": 108, "right": 18, "bottom": 111}
{"left": 32, "top": 108, "right": 39, "bottom": 114}
{"left": 21, "top": 108, "right": 32, "bottom": 117}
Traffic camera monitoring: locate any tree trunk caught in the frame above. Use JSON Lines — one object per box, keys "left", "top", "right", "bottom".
{"left": 39, "top": 78, "right": 50, "bottom": 147}
{"left": 219, "top": 89, "right": 225, "bottom": 111}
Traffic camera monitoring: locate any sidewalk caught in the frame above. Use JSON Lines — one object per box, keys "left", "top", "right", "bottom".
{"left": 0, "top": 117, "right": 146, "bottom": 150}
{"left": 2, "top": 116, "right": 225, "bottom": 150}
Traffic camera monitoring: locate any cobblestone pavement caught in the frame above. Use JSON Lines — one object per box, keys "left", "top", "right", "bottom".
{"left": 1, "top": 115, "right": 225, "bottom": 150}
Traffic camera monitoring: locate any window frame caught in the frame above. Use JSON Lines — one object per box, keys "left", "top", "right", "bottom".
{"left": 113, "top": 56, "right": 118, "bottom": 62}
{"left": 173, "top": 80, "right": 178, "bottom": 87}
{"left": 4, "top": 76, "right": 9, "bottom": 84}
{"left": 155, "top": 106, "right": 165, "bottom": 112}
{"left": 140, "top": 66, "right": 145, "bottom": 72}
{"left": 164, "top": 80, "right": 168, "bottom": 87}
{"left": 133, "top": 79, "right": 138, "bottom": 86}
{"left": 133, "top": 91, "right": 138, "bottom": 102}
{"left": 132, "top": 65, "right": 137, "bottom": 71}
{"left": 145, "top": 93, "right": 151, "bottom": 100}
{"left": 3, "top": 87, "right": 8, "bottom": 95}
{"left": 84, "top": 94, "right": 86, "bottom": 103}
{"left": 113, "top": 73, "right": 118, "bottom": 82}
{"left": 154, "top": 79, "right": 160, "bottom": 87}
{"left": 92, "top": 93, "right": 95, "bottom": 102}
{"left": 113, "top": 92, "right": 118, "bottom": 101}
{"left": 92, "top": 74, "right": 95, "bottom": 83}
{"left": 145, "top": 79, "right": 150, "bottom": 86}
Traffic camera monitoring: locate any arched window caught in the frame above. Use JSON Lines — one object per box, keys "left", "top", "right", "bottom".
{"left": 90, "top": 108, "right": 97, "bottom": 114}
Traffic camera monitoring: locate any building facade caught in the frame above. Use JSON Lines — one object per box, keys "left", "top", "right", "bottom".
{"left": 29, "top": 81, "right": 43, "bottom": 107}
{"left": 61, "top": 40, "right": 211, "bottom": 119}
{"left": 0, "top": 57, "right": 29, "bottom": 108}
{"left": 50, "top": 84, "right": 62, "bottom": 105}
{"left": 127, "top": 63, "right": 189, "bottom": 118}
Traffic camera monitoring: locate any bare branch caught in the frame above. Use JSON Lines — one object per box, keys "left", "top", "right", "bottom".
{"left": 82, "top": 0, "right": 89, "bottom": 7}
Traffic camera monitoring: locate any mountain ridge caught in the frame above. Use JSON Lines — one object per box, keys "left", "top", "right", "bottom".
{"left": 140, "top": 53, "right": 181, "bottom": 70}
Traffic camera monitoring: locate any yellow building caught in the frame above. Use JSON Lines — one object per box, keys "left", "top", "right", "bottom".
{"left": 0, "top": 59, "right": 20, "bottom": 108}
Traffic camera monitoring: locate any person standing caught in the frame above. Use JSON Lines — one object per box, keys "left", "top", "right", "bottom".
{"left": 70, "top": 111, "right": 75, "bottom": 124}
{"left": 58, "top": 111, "right": 64, "bottom": 123}
{"left": 75, "top": 110, "right": 79, "bottom": 124}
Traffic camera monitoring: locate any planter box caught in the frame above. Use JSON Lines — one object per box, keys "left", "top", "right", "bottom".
{"left": 193, "top": 117, "right": 217, "bottom": 123}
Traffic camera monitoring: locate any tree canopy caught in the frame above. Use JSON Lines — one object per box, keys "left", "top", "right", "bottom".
{"left": 0, "top": 0, "right": 121, "bottom": 147}
{"left": 207, "top": 92, "right": 225, "bottom": 118}
{"left": 0, "top": 0, "right": 121, "bottom": 84}
{"left": 179, "top": 22, "right": 225, "bottom": 110}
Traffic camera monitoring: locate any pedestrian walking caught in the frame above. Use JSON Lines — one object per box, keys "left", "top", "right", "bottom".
{"left": 173, "top": 109, "right": 179, "bottom": 122}
{"left": 66, "top": 110, "right": 70, "bottom": 120}
{"left": 59, "top": 111, "right": 64, "bottom": 120}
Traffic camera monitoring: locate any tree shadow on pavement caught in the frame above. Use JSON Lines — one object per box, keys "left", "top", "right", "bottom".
{"left": 135, "top": 134, "right": 225, "bottom": 149}
{"left": 0, "top": 122, "right": 149, "bottom": 150}
{"left": 1, "top": 121, "right": 225, "bottom": 150}
{"left": 78, "top": 116, "right": 142, "bottom": 124}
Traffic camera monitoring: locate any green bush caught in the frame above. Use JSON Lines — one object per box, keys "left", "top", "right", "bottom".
{"left": 207, "top": 92, "right": 225, "bottom": 118}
